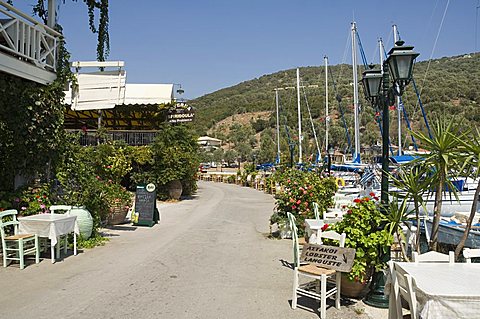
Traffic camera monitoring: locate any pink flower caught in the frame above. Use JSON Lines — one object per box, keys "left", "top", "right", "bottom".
{"left": 21, "top": 206, "right": 26, "bottom": 211}
{"left": 287, "top": 179, "right": 291, "bottom": 183}
{"left": 296, "top": 199, "right": 301, "bottom": 205}
{"left": 40, "top": 204, "right": 45, "bottom": 209}
{"left": 289, "top": 198, "right": 295, "bottom": 203}
{"left": 299, "top": 187, "right": 304, "bottom": 191}
{"left": 292, "top": 205, "right": 297, "bottom": 210}
{"left": 303, "top": 190, "right": 307, "bottom": 195}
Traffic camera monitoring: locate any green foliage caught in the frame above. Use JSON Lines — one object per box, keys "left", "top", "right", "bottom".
{"left": 330, "top": 196, "right": 393, "bottom": 283}
{"left": 148, "top": 124, "right": 200, "bottom": 197}
{"left": 270, "top": 169, "right": 337, "bottom": 235}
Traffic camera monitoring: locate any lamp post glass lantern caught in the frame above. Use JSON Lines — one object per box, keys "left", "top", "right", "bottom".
{"left": 361, "top": 40, "right": 419, "bottom": 309}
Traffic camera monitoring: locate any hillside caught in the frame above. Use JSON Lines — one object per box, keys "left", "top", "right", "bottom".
{"left": 190, "top": 53, "right": 480, "bottom": 163}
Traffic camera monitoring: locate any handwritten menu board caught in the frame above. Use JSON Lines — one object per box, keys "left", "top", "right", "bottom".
{"left": 134, "top": 184, "right": 158, "bottom": 227}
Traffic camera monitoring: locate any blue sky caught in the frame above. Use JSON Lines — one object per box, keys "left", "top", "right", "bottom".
{"left": 16, "top": 1, "right": 479, "bottom": 99}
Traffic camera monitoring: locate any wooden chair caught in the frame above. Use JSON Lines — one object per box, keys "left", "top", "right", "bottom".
{"left": 50, "top": 205, "right": 72, "bottom": 256}
{"left": 288, "top": 212, "right": 346, "bottom": 319}
{"left": 412, "top": 250, "right": 454, "bottom": 263}
{"left": 0, "top": 209, "right": 39, "bottom": 269}
{"left": 463, "top": 248, "right": 480, "bottom": 263}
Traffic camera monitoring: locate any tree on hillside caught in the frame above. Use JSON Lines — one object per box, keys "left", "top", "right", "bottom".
{"left": 258, "top": 130, "right": 276, "bottom": 164}
{"left": 223, "top": 149, "right": 238, "bottom": 166}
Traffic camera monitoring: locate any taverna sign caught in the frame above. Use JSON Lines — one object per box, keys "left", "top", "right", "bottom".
{"left": 300, "top": 244, "right": 356, "bottom": 272}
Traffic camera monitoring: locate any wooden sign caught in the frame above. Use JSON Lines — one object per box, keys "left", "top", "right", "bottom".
{"left": 300, "top": 243, "right": 356, "bottom": 272}
{"left": 134, "top": 184, "right": 159, "bottom": 227}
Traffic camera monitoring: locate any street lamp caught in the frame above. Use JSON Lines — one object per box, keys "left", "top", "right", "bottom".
{"left": 361, "top": 40, "right": 419, "bottom": 308}
{"left": 327, "top": 144, "right": 335, "bottom": 175}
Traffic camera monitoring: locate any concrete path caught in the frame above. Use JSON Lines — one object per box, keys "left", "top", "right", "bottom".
{"left": 0, "top": 181, "right": 387, "bottom": 319}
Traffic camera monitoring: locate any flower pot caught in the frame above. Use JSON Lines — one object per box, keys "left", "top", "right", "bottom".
{"left": 340, "top": 273, "right": 370, "bottom": 298}
{"left": 167, "top": 180, "right": 183, "bottom": 200}
{"left": 108, "top": 204, "right": 129, "bottom": 225}
{"left": 69, "top": 206, "right": 93, "bottom": 239}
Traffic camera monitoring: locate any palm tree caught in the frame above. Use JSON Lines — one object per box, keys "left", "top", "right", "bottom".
{"left": 454, "top": 128, "right": 480, "bottom": 259}
{"left": 410, "top": 118, "right": 466, "bottom": 251}
{"left": 389, "top": 163, "right": 431, "bottom": 253}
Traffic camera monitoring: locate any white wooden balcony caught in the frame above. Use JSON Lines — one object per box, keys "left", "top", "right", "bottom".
{"left": 0, "top": 1, "right": 61, "bottom": 84}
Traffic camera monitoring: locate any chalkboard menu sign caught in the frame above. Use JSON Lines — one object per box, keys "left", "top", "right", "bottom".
{"left": 134, "top": 184, "right": 159, "bottom": 227}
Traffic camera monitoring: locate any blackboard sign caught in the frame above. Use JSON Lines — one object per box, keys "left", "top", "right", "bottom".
{"left": 134, "top": 184, "right": 159, "bottom": 227}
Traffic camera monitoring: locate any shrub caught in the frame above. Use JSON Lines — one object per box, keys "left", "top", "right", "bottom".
{"left": 270, "top": 168, "right": 337, "bottom": 235}
{"left": 329, "top": 196, "right": 393, "bottom": 283}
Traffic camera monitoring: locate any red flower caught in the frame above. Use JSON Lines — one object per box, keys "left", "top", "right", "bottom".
{"left": 292, "top": 205, "right": 297, "bottom": 210}
{"left": 369, "top": 192, "right": 376, "bottom": 197}
{"left": 373, "top": 196, "right": 379, "bottom": 201}
{"left": 353, "top": 198, "right": 361, "bottom": 203}
{"left": 347, "top": 209, "right": 352, "bottom": 214}
{"left": 364, "top": 197, "right": 370, "bottom": 202}
{"left": 321, "top": 224, "right": 329, "bottom": 231}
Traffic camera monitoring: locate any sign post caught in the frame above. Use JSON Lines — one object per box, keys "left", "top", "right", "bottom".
{"left": 133, "top": 183, "right": 159, "bottom": 227}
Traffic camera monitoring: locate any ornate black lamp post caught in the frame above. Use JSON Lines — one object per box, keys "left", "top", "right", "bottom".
{"left": 361, "top": 40, "right": 419, "bottom": 308}
{"left": 327, "top": 144, "right": 334, "bottom": 175}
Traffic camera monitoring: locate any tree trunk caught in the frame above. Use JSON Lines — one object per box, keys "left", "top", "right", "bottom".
{"left": 454, "top": 181, "right": 480, "bottom": 259}
{"left": 430, "top": 174, "right": 445, "bottom": 251}
{"left": 414, "top": 198, "right": 421, "bottom": 253}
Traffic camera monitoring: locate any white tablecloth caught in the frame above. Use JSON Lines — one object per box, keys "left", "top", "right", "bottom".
{"left": 393, "top": 262, "right": 480, "bottom": 318}
{"left": 19, "top": 214, "right": 79, "bottom": 246}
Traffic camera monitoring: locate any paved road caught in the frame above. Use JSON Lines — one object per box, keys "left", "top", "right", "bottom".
{"left": 0, "top": 182, "right": 381, "bottom": 319}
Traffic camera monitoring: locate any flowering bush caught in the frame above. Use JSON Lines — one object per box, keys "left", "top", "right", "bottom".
{"left": 329, "top": 194, "right": 393, "bottom": 283}
{"left": 270, "top": 168, "right": 337, "bottom": 235}
{"left": 12, "top": 184, "right": 52, "bottom": 216}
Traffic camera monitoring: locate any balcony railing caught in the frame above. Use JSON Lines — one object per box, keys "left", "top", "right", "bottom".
{"left": 0, "top": 1, "right": 61, "bottom": 83}
{"left": 68, "top": 130, "right": 159, "bottom": 146}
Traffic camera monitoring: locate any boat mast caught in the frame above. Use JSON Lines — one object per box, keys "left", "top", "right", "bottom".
{"left": 351, "top": 22, "right": 361, "bottom": 163}
{"left": 393, "top": 24, "right": 402, "bottom": 155}
{"left": 325, "top": 55, "right": 329, "bottom": 153}
{"left": 275, "top": 89, "right": 281, "bottom": 164}
{"left": 296, "top": 68, "right": 303, "bottom": 164}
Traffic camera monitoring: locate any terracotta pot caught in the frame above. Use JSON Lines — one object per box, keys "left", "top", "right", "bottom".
{"left": 340, "top": 273, "right": 370, "bottom": 298}
{"left": 167, "top": 180, "right": 183, "bottom": 200}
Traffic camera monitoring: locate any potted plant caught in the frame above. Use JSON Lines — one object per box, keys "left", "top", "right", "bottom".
{"left": 329, "top": 194, "right": 393, "bottom": 298}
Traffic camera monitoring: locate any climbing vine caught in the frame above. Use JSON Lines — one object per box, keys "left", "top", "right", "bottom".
{"left": 32, "top": 0, "right": 110, "bottom": 61}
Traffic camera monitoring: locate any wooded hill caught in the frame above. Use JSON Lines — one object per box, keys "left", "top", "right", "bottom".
{"left": 190, "top": 53, "right": 480, "bottom": 163}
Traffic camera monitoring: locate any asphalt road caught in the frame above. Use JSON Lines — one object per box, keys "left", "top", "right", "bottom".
{"left": 0, "top": 181, "right": 382, "bottom": 319}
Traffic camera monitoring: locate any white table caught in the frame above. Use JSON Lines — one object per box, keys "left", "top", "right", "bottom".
{"left": 19, "top": 214, "right": 79, "bottom": 263}
{"left": 304, "top": 219, "right": 340, "bottom": 244}
{"left": 391, "top": 262, "right": 480, "bottom": 318}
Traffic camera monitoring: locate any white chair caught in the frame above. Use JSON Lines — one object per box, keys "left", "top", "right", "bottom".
{"left": 288, "top": 212, "right": 346, "bottom": 319}
{"left": 389, "top": 261, "right": 419, "bottom": 319}
{"left": 463, "top": 248, "right": 480, "bottom": 263}
{"left": 313, "top": 202, "right": 321, "bottom": 220}
{"left": 0, "top": 209, "right": 39, "bottom": 269}
{"left": 412, "top": 250, "right": 454, "bottom": 263}
{"left": 49, "top": 205, "right": 72, "bottom": 256}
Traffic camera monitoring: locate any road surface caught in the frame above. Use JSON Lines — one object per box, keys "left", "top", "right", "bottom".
{"left": 0, "top": 181, "right": 380, "bottom": 319}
